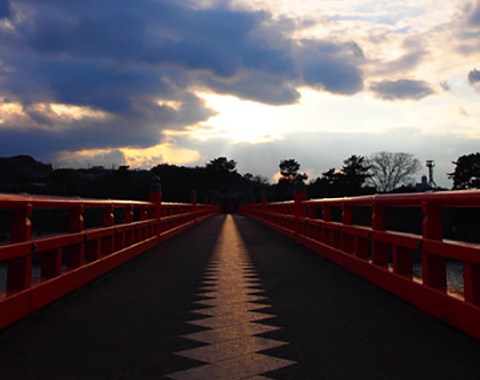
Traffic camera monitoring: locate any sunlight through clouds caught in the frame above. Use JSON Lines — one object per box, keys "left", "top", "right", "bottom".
{"left": 0, "top": 101, "right": 108, "bottom": 127}
{"left": 57, "top": 143, "right": 201, "bottom": 169}
{"left": 194, "top": 93, "right": 291, "bottom": 143}
{"left": 122, "top": 143, "right": 201, "bottom": 168}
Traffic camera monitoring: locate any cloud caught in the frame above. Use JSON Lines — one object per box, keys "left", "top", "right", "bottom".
{"left": 452, "top": 1, "right": 480, "bottom": 54}
{"left": 297, "top": 40, "right": 364, "bottom": 95}
{"left": 5, "top": 1, "right": 365, "bottom": 104}
{"left": 370, "top": 79, "right": 435, "bottom": 100}
{"left": 6, "top": 0, "right": 471, "bottom": 172}
{"left": 374, "top": 50, "right": 427, "bottom": 77}
{"left": 467, "top": 0, "right": 480, "bottom": 26}
{"left": 439, "top": 81, "right": 450, "bottom": 92}
{"left": 201, "top": 71, "right": 301, "bottom": 105}
{"left": 468, "top": 68, "right": 480, "bottom": 90}
{"left": 0, "top": 0, "right": 370, "bottom": 164}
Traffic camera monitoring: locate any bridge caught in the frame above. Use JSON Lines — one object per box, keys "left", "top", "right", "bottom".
{"left": 1, "top": 187, "right": 480, "bottom": 379}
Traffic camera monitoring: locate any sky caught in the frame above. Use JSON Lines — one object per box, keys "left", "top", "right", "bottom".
{"left": 0, "top": 0, "right": 479, "bottom": 188}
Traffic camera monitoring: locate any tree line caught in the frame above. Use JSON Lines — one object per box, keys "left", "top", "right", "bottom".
{"left": 0, "top": 152, "right": 479, "bottom": 205}
{"left": 277, "top": 151, "right": 480, "bottom": 200}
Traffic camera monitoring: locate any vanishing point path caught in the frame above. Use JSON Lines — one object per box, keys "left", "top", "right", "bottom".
{"left": 1, "top": 214, "right": 480, "bottom": 379}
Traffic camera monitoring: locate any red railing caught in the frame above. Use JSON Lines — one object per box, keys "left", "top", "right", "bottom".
{"left": 240, "top": 190, "right": 480, "bottom": 340}
{"left": 0, "top": 192, "right": 220, "bottom": 329}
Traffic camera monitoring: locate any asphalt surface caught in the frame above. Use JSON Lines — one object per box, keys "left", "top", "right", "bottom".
{"left": 1, "top": 214, "right": 480, "bottom": 379}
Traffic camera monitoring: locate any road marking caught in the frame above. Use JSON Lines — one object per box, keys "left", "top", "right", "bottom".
{"left": 166, "top": 215, "right": 296, "bottom": 379}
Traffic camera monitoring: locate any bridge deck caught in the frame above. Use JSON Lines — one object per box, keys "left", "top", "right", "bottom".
{"left": 1, "top": 214, "right": 480, "bottom": 379}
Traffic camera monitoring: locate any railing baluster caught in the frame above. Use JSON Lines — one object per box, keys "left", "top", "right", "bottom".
{"left": 464, "top": 263, "right": 480, "bottom": 305}
{"left": 102, "top": 205, "right": 115, "bottom": 254}
{"left": 392, "top": 246, "right": 413, "bottom": 275}
{"left": 321, "top": 204, "right": 331, "bottom": 245}
{"left": 66, "top": 205, "right": 84, "bottom": 269}
{"left": 371, "top": 202, "right": 389, "bottom": 266}
{"left": 7, "top": 204, "right": 32, "bottom": 292}
{"left": 341, "top": 202, "right": 354, "bottom": 254}
{"left": 124, "top": 204, "right": 134, "bottom": 247}
{"left": 421, "top": 202, "right": 446, "bottom": 288}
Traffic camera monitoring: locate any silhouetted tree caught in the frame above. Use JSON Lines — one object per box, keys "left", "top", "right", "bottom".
{"left": 448, "top": 153, "right": 480, "bottom": 189}
{"left": 206, "top": 157, "right": 237, "bottom": 173}
{"left": 308, "top": 168, "right": 338, "bottom": 198}
{"left": 308, "top": 155, "right": 372, "bottom": 198}
{"left": 279, "top": 159, "right": 300, "bottom": 181}
{"left": 367, "top": 152, "right": 421, "bottom": 192}
{"left": 341, "top": 155, "right": 372, "bottom": 194}
{"left": 275, "top": 159, "right": 308, "bottom": 200}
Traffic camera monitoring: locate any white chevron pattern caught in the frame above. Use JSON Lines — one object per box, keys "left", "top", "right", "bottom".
{"left": 166, "top": 215, "right": 296, "bottom": 380}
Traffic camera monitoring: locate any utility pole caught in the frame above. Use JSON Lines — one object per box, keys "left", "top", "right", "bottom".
{"left": 426, "top": 160, "right": 437, "bottom": 188}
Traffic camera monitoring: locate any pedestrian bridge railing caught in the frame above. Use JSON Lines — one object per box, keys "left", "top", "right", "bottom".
{"left": 239, "top": 190, "right": 480, "bottom": 340}
{"left": 0, "top": 192, "right": 220, "bottom": 329}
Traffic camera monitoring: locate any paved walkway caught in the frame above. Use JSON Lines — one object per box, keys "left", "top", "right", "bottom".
{"left": 1, "top": 214, "right": 480, "bottom": 379}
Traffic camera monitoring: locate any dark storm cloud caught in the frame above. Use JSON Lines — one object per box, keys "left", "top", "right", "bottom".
{"left": 201, "top": 71, "right": 301, "bottom": 105}
{"left": 7, "top": 0, "right": 365, "bottom": 102}
{"left": 370, "top": 79, "right": 435, "bottom": 100}
{"left": 0, "top": 0, "right": 366, "bottom": 160}
{"left": 21, "top": 1, "right": 288, "bottom": 78}
{"left": 297, "top": 40, "right": 365, "bottom": 95}
{"left": 26, "top": 12, "right": 147, "bottom": 60}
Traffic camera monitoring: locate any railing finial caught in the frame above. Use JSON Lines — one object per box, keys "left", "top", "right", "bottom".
{"left": 150, "top": 175, "right": 162, "bottom": 194}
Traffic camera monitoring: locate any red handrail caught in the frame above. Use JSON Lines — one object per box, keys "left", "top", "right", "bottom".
{"left": 239, "top": 190, "right": 480, "bottom": 340}
{"left": 0, "top": 193, "right": 220, "bottom": 329}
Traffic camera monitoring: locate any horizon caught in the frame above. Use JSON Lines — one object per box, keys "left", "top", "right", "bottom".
{"left": 1, "top": 152, "right": 452, "bottom": 191}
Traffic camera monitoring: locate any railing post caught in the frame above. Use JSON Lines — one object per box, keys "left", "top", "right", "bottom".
{"left": 341, "top": 202, "right": 354, "bottom": 253}
{"left": 308, "top": 202, "right": 317, "bottom": 239}
{"left": 191, "top": 189, "right": 198, "bottom": 223}
{"left": 294, "top": 191, "right": 307, "bottom": 235}
{"left": 261, "top": 190, "right": 267, "bottom": 222}
{"left": 139, "top": 205, "right": 148, "bottom": 240}
{"left": 102, "top": 204, "right": 114, "bottom": 254}
{"left": 294, "top": 176, "right": 307, "bottom": 235}
{"left": 149, "top": 176, "right": 162, "bottom": 240}
{"left": 66, "top": 205, "right": 84, "bottom": 269}
{"left": 321, "top": 204, "right": 331, "bottom": 244}
{"left": 421, "top": 202, "right": 446, "bottom": 288}
{"left": 124, "top": 204, "right": 134, "bottom": 246}
{"left": 7, "top": 204, "right": 32, "bottom": 292}
{"left": 464, "top": 263, "right": 480, "bottom": 306}
{"left": 371, "top": 202, "right": 389, "bottom": 266}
